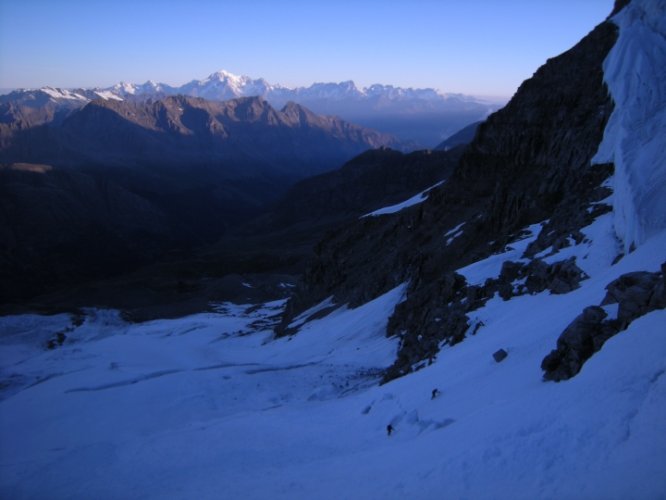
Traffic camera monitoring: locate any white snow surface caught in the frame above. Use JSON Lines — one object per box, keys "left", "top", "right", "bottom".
{"left": 40, "top": 87, "right": 88, "bottom": 101}
{"left": 362, "top": 181, "right": 445, "bottom": 217}
{"left": 94, "top": 90, "right": 124, "bottom": 101}
{"left": 457, "top": 222, "right": 544, "bottom": 285}
{"left": 592, "top": 0, "right": 666, "bottom": 251}
{"left": 1, "top": 226, "right": 665, "bottom": 498}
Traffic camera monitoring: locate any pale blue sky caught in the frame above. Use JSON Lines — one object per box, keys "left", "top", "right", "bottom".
{"left": 0, "top": 0, "right": 613, "bottom": 97}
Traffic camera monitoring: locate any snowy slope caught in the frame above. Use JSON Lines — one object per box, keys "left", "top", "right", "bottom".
{"left": 362, "top": 180, "right": 445, "bottom": 217}
{"left": 39, "top": 87, "right": 89, "bottom": 101}
{"left": 0, "top": 229, "right": 665, "bottom": 499}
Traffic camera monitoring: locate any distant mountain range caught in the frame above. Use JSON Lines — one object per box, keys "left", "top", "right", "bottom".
{"left": 0, "top": 94, "right": 398, "bottom": 176}
{"left": 1, "top": 70, "right": 502, "bottom": 146}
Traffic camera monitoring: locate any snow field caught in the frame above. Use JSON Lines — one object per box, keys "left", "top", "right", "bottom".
{"left": 1, "top": 227, "right": 665, "bottom": 499}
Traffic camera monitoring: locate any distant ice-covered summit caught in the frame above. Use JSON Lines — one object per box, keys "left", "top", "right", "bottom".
{"left": 109, "top": 80, "right": 176, "bottom": 97}
{"left": 96, "top": 69, "right": 486, "bottom": 106}
{"left": 177, "top": 70, "right": 275, "bottom": 101}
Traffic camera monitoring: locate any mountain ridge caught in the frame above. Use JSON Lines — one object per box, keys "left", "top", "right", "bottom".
{"left": 1, "top": 95, "right": 401, "bottom": 174}
{"left": 2, "top": 71, "right": 500, "bottom": 146}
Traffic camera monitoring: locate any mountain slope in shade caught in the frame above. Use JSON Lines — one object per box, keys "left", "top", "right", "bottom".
{"left": 1, "top": 95, "right": 401, "bottom": 178}
{"left": 0, "top": 96, "right": 403, "bottom": 303}
{"left": 205, "top": 147, "right": 463, "bottom": 284}
{"left": 279, "top": 14, "right": 619, "bottom": 330}
{"left": 254, "top": 147, "right": 463, "bottom": 232}
{"left": 434, "top": 120, "right": 482, "bottom": 150}
{"left": 277, "top": 0, "right": 665, "bottom": 383}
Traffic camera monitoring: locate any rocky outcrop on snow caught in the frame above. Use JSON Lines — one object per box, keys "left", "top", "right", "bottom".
{"left": 379, "top": 255, "right": 590, "bottom": 381}
{"left": 542, "top": 265, "right": 666, "bottom": 381}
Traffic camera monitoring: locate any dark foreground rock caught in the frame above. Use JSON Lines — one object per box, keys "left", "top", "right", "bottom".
{"left": 542, "top": 266, "right": 666, "bottom": 381}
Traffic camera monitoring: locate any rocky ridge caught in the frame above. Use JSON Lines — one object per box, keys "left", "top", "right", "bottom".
{"left": 1, "top": 95, "right": 401, "bottom": 178}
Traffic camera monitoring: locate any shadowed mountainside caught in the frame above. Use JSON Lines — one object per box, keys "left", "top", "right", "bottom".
{"left": 277, "top": 17, "right": 621, "bottom": 381}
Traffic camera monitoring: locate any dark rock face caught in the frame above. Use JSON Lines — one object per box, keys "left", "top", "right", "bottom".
{"left": 541, "top": 306, "right": 611, "bottom": 381}
{"left": 378, "top": 256, "right": 587, "bottom": 382}
{"left": 542, "top": 266, "right": 666, "bottom": 381}
{"left": 601, "top": 270, "right": 666, "bottom": 327}
{"left": 382, "top": 272, "right": 470, "bottom": 380}
{"left": 277, "top": 20, "right": 620, "bottom": 382}
{"left": 488, "top": 257, "right": 588, "bottom": 300}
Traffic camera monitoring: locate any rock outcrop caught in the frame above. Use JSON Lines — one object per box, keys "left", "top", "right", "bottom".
{"left": 542, "top": 266, "right": 666, "bottom": 381}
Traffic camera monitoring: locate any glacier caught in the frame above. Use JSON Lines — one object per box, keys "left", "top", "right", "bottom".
{"left": 592, "top": 0, "right": 666, "bottom": 252}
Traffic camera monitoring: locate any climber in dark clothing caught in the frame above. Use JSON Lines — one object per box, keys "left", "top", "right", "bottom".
{"left": 431, "top": 388, "right": 440, "bottom": 399}
{"left": 386, "top": 424, "right": 393, "bottom": 436}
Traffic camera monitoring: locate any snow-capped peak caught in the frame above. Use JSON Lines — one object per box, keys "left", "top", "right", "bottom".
{"left": 39, "top": 87, "right": 89, "bottom": 101}
{"left": 94, "top": 90, "right": 124, "bottom": 101}
{"left": 209, "top": 69, "right": 244, "bottom": 82}
{"left": 111, "top": 82, "right": 138, "bottom": 95}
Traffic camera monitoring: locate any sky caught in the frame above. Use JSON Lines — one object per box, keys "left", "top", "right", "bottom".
{"left": 0, "top": 0, "right": 614, "bottom": 98}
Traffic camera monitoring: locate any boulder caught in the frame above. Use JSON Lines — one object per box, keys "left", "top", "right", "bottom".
{"left": 493, "top": 349, "right": 508, "bottom": 363}
{"left": 541, "top": 306, "right": 611, "bottom": 381}
{"left": 543, "top": 267, "right": 665, "bottom": 382}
